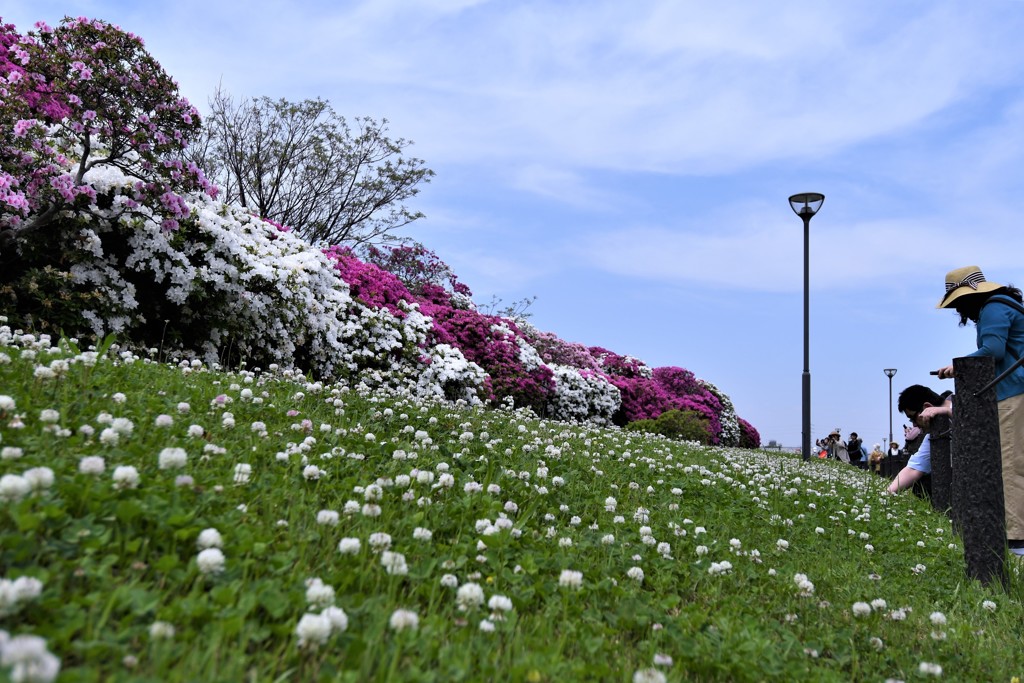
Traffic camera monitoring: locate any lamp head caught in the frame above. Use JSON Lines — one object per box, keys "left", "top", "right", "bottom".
{"left": 788, "top": 192, "right": 825, "bottom": 218}
{"left": 883, "top": 368, "right": 897, "bottom": 378}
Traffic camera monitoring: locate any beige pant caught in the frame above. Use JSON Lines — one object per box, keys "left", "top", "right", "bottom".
{"left": 1000, "top": 392, "right": 1024, "bottom": 540}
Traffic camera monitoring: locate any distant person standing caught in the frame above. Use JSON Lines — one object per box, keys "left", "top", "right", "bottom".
{"left": 868, "top": 444, "right": 885, "bottom": 473}
{"left": 848, "top": 432, "right": 867, "bottom": 463}
{"left": 829, "top": 428, "right": 850, "bottom": 463}
{"left": 888, "top": 441, "right": 901, "bottom": 457}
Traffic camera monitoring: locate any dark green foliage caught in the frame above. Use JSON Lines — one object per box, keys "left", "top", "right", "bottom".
{"left": 624, "top": 409, "right": 711, "bottom": 444}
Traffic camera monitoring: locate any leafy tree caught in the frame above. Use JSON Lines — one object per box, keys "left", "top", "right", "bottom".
{"left": 0, "top": 16, "right": 215, "bottom": 254}
{"left": 188, "top": 87, "right": 434, "bottom": 245}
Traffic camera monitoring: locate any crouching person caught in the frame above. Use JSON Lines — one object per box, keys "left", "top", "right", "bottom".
{"left": 887, "top": 385, "right": 953, "bottom": 494}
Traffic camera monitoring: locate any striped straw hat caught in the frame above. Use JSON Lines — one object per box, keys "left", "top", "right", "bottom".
{"left": 936, "top": 265, "right": 1003, "bottom": 309}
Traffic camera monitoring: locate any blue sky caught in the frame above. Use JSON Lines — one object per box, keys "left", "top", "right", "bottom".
{"left": 6, "top": 0, "right": 1024, "bottom": 448}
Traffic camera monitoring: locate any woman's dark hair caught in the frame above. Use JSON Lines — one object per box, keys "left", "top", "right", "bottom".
{"left": 955, "top": 285, "right": 1024, "bottom": 326}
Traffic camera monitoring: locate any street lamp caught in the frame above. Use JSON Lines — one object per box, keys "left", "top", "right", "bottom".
{"left": 884, "top": 368, "right": 897, "bottom": 448}
{"left": 789, "top": 192, "right": 825, "bottom": 461}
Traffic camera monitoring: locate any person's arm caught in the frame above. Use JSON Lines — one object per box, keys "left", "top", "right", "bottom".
{"left": 887, "top": 433, "right": 932, "bottom": 493}
{"left": 887, "top": 467, "right": 927, "bottom": 493}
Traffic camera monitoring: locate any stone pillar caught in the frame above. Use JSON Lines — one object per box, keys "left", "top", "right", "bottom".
{"left": 952, "top": 355, "right": 1006, "bottom": 587}
{"left": 929, "top": 413, "right": 953, "bottom": 518}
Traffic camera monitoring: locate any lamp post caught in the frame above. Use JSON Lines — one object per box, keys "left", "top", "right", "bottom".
{"left": 789, "top": 192, "right": 825, "bottom": 461}
{"left": 884, "top": 368, "right": 897, "bottom": 448}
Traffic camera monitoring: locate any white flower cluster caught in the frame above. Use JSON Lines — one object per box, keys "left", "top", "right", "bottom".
{"left": 0, "top": 577, "right": 43, "bottom": 617}
{"left": 545, "top": 364, "right": 621, "bottom": 425}
{"left": 0, "top": 632, "right": 60, "bottom": 683}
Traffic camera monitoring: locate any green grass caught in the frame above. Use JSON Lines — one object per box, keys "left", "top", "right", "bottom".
{"left": 2, "top": 332, "right": 1024, "bottom": 682}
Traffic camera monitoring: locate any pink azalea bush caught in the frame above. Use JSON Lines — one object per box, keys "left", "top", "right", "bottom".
{"left": 0, "top": 17, "right": 215, "bottom": 239}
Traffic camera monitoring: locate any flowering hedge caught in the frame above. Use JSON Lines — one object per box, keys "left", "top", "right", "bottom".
{"left": 0, "top": 15, "right": 759, "bottom": 447}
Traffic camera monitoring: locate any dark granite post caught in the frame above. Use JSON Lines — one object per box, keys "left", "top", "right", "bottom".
{"left": 952, "top": 355, "right": 1007, "bottom": 587}
{"left": 929, "top": 413, "right": 953, "bottom": 518}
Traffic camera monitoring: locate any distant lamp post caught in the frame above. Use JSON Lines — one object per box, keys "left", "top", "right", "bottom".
{"left": 789, "top": 192, "right": 825, "bottom": 461}
{"left": 884, "top": 368, "right": 898, "bottom": 448}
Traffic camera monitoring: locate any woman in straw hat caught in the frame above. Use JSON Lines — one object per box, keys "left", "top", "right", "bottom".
{"left": 935, "top": 266, "right": 1024, "bottom": 556}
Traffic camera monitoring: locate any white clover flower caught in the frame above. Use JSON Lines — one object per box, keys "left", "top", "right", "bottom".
{"left": 305, "top": 578, "right": 335, "bottom": 608}
{"left": 112, "top": 465, "right": 140, "bottom": 489}
{"left": 488, "top": 595, "right": 513, "bottom": 612}
{"left": 155, "top": 414, "right": 174, "bottom": 427}
{"left": 196, "top": 547, "right": 226, "bottom": 575}
{"left": 776, "top": 539, "right": 789, "bottom": 551}
{"left": 362, "top": 503, "right": 382, "bottom": 517}
{"left": 708, "top": 561, "right": 733, "bottom": 576}
{"left": 982, "top": 599, "right": 997, "bottom": 612}
{"left": 39, "top": 409, "right": 60, "bottom": 423}
{"left": 338, "top": 538, "right": 361, "bottom": 555}
{"left": 695, "top": 545, "right": 709, "bottom": 556}
{"left": 919, "top": 661, "right": 942, "bottom": 676}
{"left": 233, "top": 463, "right": 252, "bottom": 484}
{"left": 912, "top": 564, "right": 927, "bottom": 575}
{"left": 864, "top": 544, "right": 874, "bottom": 553}
{"left": 176, "top": 402, "right": 190, "bottom": 414}
{"left": 413, "top": 527, "right": 433, "bottom": 542}
{"left": 627, "top": 566, "right": 645, "bottom": 583}
{"left": 389, "top": 608, "right": 419, "bottom": 631}
{"left": 295, "top": 612, "right": 332, "bottom": 647}
{"left": 149, "top": 621, "right": 176, "bottom": 639}
{"left": 303, "top": 465, "right": 324, "bottom": 481}
{"left": 381, "top": 551, "right": 408, "bottom": 575}
{"left": 317, "top": 510, "right": 340, "bottom": 526}
{"left": 929, "top": 612, "right": 947, "bottom": 626}
{"left": 0, "top": 633, "right": 60, "bottom": 682}
{"left": 158, "top": 447, "right": 188, "bottom": 470}
{"left": 0, "top": 395, "right": 15, "bottom": 411}
{"left": 188, "top": 424, "right": 205, "bottom": 438}
{"left": 852, "top": 602, "right": 871, "bottom": 617}
{"left": 558, "top": 569, "right": 583, "bottom": 589}
{"left": 1, "top": 447, "right": 24, "bottom": 460}
{"left": 99, "top": 428, "right": 119, "bottom": 446}
{"left": 479, "top": 619, "right": 495, "bottom": 632}
{"left": 441, "top": 574, "right": 459, "bottom": 588}
{"left": 869, "top": 636, "right": 884, "bottom": 651}
{"left": 78, "top": 456, "right": 105, "bottom": 475}
{"left": 22, "top": 467, "right": 54, "bottom": 491}
{"left": 321, "top": 606, "right": 349, "bottom": 633}
{"left": 456, "top": 582, "right": 485, "bottom": 609}
{"left": 197, "top": 528, "right": 223, "bottom": 550}
{"left": 633, "top": 668, "right": 667, "bottom": 683}
{"left": 368, "top": 532, "right": 392, "bottom": 553}
{"left": 871, "top": 598, "right": 887, "bottom": 610}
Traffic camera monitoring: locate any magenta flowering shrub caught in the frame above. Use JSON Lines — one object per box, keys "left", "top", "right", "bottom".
{"left": 590, "top": 347, "right": 652, "bottom": 379}
{"left": 327, "top": 244, "right": 556, "bottom": 412}
{"left": 521, "top": 327, "right": 601, "bottom": 371}
{"left": 323, "top": 246, "right": 414, "bottom": 318}
{"left": 419, "top": 305, "right": 555, "bottom": 411}
{"left": 362, "top": 242, "right": 471, "bottom": 300}
{"left": 737, "top": 418, "right": 761, "bottom": 449}
{"left": 0, "top": 17, "right": 215, "bottom": 242}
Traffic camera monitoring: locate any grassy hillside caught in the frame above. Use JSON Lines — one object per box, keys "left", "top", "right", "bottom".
{"left": 1, "top": 328, "right": 1022, "bottom": 682}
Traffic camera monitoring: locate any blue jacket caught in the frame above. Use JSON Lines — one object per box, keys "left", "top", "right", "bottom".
{"left": 967, "top": 294, "right": 1024, "bottom": 401}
